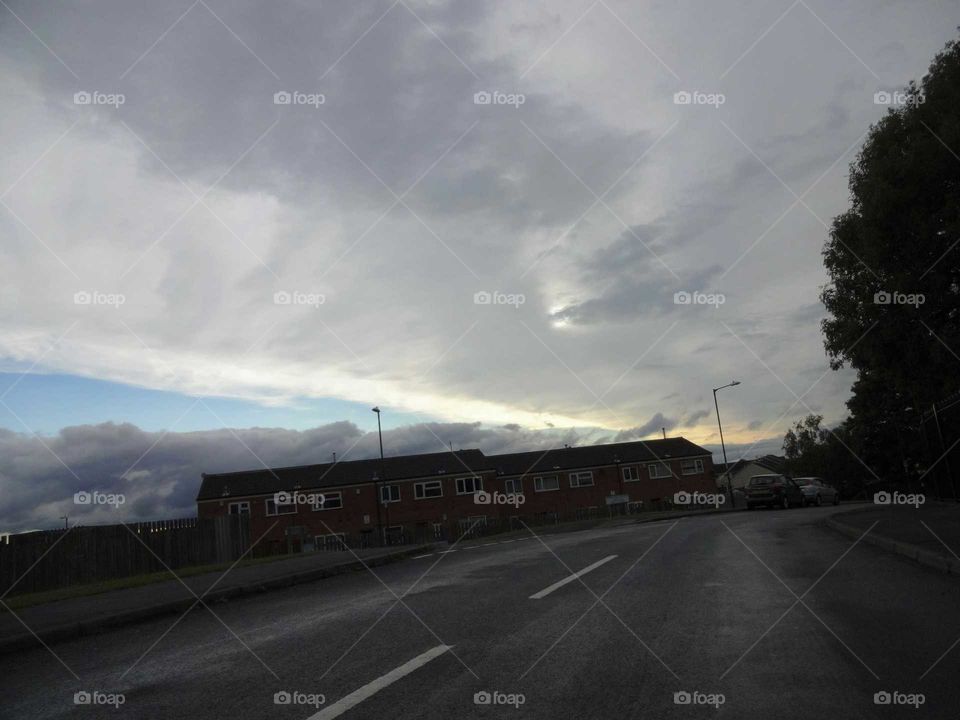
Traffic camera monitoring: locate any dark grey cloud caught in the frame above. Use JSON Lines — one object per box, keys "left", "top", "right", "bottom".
{"left": 613, "top": 413, "right": 676, "bottom": 442}
{"left": 0, "top": 419, "right": 595, "bottom": 533}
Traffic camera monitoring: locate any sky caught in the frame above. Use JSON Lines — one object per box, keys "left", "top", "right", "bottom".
{"left": 1, "top": 1, "right": 957, "bottom": 531}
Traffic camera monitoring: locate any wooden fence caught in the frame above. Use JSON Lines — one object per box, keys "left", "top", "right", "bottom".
{"left": 0, "top": 516, "right": 250, "bottom": 597}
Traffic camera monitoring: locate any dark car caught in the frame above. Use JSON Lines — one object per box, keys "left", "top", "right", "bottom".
{"left": 745, "top": 474, "right": 804, "bottom": 509}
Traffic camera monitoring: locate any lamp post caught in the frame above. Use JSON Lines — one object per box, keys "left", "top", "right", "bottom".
{"left": 713, "top": 381, "right": 741, "bottom": 506}
{"left": 372, "top": 407, "right": 386, "bottom": 545}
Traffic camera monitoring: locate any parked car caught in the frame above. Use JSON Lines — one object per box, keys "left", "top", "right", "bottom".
{"left": 745, "top": 474, "right": 804, "bottom": 509}
{"left": 793, "top": 477, "right": 840, "bottom": 506}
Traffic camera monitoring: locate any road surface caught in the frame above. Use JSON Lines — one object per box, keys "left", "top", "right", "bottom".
{"left": 2, "top": 505, "right": 958, "bottom": 718}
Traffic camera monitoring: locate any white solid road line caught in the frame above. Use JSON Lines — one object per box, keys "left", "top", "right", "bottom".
{"left": 306, "top": 645, "right": 453, "bottom": 720}
{"left": 529, "top": 555, "right": 618, "bottom": 600}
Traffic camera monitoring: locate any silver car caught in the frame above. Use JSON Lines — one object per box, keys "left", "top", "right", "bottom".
{"left": 794, "top": 477, "right": 839, "bottom": 506}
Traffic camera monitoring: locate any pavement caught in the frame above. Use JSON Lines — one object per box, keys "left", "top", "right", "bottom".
{"left": 2, "top": 505, "right": 959, "bottom": 719}
{"left": 0, "top": 544, "right": 433, "bottom": 654}
{"left": 826, "top": 501, "right": 960, "bottom": 575}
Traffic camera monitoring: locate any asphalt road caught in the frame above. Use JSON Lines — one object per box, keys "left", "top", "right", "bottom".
{"left": 2, "top": 505, "right": 959, "bottom": 719}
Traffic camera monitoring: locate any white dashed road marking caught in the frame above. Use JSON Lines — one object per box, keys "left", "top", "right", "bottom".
{"left": 306, "top": 645, "right": 452, "bottom": 719}
{"left": 529, "top": 555, "right": 618, "bottom": 600}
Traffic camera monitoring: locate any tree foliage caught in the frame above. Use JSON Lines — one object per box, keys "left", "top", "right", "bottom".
{"left": 812, "top": 31, "right": 960, "bottom": 490}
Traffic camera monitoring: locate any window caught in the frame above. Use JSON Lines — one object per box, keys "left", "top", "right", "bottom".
{"left": 228, "top": 501, "right": 250, "bottom": 515}
{"left": 455, "top": 476, "right": 482, "bottom": 495}
{"left": 648, "top": 462, "right": 672, "bottom": 479}
{"left": 313, "top": 491, "right": 343, "bottom": 510}
{"left": 265, "top": 497, "right": 296, "bottom": 516}
{"left": 622, "top": 466, "right": 640, "bottom": 482}
{"left": 680, "top": 458, "right": 704, "bottom": 475}
{"left": 414, "top": 480, "right": 444, "bottom": 499}
{"left": 534, "top": 475, "right": 559, "bottom": 492}
{"left": 380, "top": 485, "right": 400, "bottom": 504}
{"left": 505, "top": 478, "right": 522, "bottom": 494}
{"left": 569, "top": 471, "right": 594, "bottom": 487}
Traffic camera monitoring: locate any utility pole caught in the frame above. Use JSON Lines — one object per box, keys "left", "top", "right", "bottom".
{"left": 713, "top": 381, "right": 741, "bottom": 506}
{"left": 372, "top": 407, "right": 386, "bottom": 544}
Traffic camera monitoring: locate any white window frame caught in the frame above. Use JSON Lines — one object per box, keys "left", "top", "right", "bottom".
{"left": 648, "top": 462, "right": 672, "bottom": 479}
{"left": 504, "top": 478, "right": 522, "bottom": 494}
{"left": 455, "top": 476, "right": 482, "bottom": 495}
{"left": 680, "top": 458, "right": 704, "bottom": 475}
{"left": 228, "top": 501, "right": 250, "bottom": 515}
{"left": 265, "top": 497, "right": 297, "bottom": 516}
{"left": 621, "top": 466, "right": 640, "bottom": 482}
{"left": 414, "top": 480, "right": 444, "bottom": 499}
{"left": 534, "top": 475, "right": 559, "bottom": 492}
{"left": 380, "top": 484, "right": 401, "bottom": 504}
{"left": 312, "top": 491, "right": 343, "bottom": 511}
{"left": 569, "top": 471, "right": 594, "bottom": 488}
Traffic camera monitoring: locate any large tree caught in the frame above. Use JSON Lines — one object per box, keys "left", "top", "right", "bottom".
{"left": 822, "top": 33, "right": 960, "bottom": 409}
{"left": 820, "top": 33, "right": 960, "bottom": 485}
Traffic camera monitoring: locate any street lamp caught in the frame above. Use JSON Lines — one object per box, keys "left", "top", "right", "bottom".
{"left": 713, "top": 381, "right": 741, "bottom": 505}
{"left": 371, "top": 407, "right": 387, "bottom": 544}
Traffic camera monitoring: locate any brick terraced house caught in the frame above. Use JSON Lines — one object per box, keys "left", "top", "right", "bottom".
{"left": 197, "top": 437, "right": 715, "bottom": 553}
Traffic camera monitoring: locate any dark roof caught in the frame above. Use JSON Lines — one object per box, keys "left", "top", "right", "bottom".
{"left": 488, "top": 437, "right": 710, "bottom": 477}
{"left": 721, "top": 454, "right": 786, "bottom": 475}
{"left": 197, "top": 449, "right": 489, "bottom": 501}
